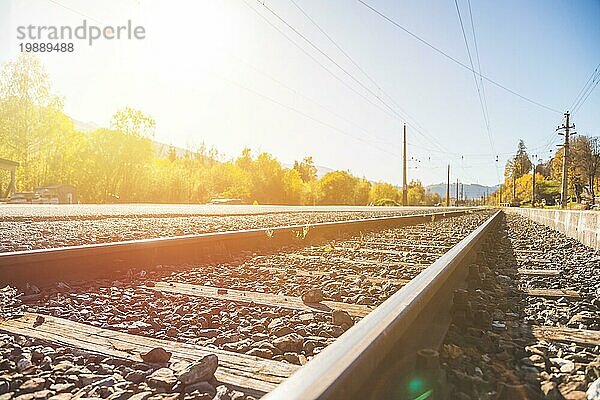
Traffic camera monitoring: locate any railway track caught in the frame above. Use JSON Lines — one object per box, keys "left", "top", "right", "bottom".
{"left": 3, "top": 208, "right": 593, "bottom": 399}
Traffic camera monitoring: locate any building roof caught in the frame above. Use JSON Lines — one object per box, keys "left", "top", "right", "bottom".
{"left": 34, "top": 184, "right": 76, "bottom": 190}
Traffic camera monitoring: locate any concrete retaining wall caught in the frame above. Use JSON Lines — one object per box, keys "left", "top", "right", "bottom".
{"left": 505, "top": 208, "right": 600, "bottom": 250}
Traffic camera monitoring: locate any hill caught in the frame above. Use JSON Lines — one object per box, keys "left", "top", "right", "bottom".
{"left": 426, "top": 183, "right": 500, "bottom": 199}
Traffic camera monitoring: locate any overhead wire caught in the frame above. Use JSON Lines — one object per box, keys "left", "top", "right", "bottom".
{"left": 571, "top": 65, "right": 600, "bottom": 115}
{"left": 287, "top": 0, "right": 449, "bottom": 155}
{"left": 466, "top": 0, "right": 490, "bottom": 131}
{"left": 254, "top": 0, "right": 451, "bottom": 155}
{"left": 453, "top": 0, "right": 500, "bottom": 182}
{"left": 209, "top": 67, "right": 402, "bottom": 158}
{"left": 241, "top": 0, "right": 403, "bottom": 126}
{"left": 357, "top": 0, "right": 562, "bottom": 114}
{"left": 238, "top": 59, "right": 396, "bottom": 146}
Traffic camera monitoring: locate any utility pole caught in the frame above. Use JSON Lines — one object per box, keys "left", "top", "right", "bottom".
{"left": 499, "top": 184, "right": 503, "bottom": 205}
{"left": 402, "top": 124, "right": 408, "bottom": 206}
{"left": 456, "top": 178, "right": 459, "bottom": 206}
{"left": 446, "top": 165, "right": 450, "bottom": 206}
{"left": 531, "top": 155, "right": 537, "bottom": 207}
{"left": 557, "top": 112, "right": 575, "bottom": 208}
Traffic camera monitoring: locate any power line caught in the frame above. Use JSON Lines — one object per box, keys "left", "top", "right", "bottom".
{"left": 246, "top": 0, "right": 449, "bottom": 156}
{"left": 569, "top": 63, "right": 599, "bottom": 113}
{"left": 254, "top": 0, "right": 455, "bottom": 156}
{"left": 466, "top": 0, "right": 490, "bottom": 129}
{"left": 47, "top": 0, "right": 104, "bottom": 24}
{"left": 454, "top": 0, "right": 500, "bottom": 183}
{"left": 242, "top": 0, "right": 404, "bottom": 126}
{"left": 280, "top": 0, "right": 453, "bottom": 155}
{"left": 454, "top": 0, "right": 488, "bottom": 129}
{"left": 289, "top": 0, "right": 382, "bottom": 98}
{"left": 571, "top": 64, "right": 600, "bottom": 116}
{"left": 211, "top": 67, "right": 402, "bottom": 159}
{"left": 573, "top": 78, "right": 599, "bottom": 115}
{"left": 239, "top": 59, "right": 396, "bottom": 146}
{"left": 357, "top": 0, "right": 562, "bottom": 114}
{"left": 467, "top": 0, "right": 501, "bottom": 182}
{"left": 255, "top": 0, "right": 405, "bottom": 121}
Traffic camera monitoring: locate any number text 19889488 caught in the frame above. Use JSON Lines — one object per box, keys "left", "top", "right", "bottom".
{"left": 19, "top": 43, "right": 74, "bottom": 52}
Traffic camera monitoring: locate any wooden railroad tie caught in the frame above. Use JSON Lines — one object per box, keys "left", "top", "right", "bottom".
{"left": 344, "top": 240, "right": 452, "bottom": 250}
{"left": 257, "top": 265, "right": 410, "bottom": 286}
{"left": 514, "top": 249, "right": 545, "bottom": 254}
{"left": 284, "top": 253, "right": 428, "bottom": 269}
{"left": 516, "top": 257, "right": 552, "bottom": 263}
{"left": 523, "top": 288, "right": 581, "bottom": 299}
{"left": 517, "top": 269, "right": 561, "bottom": 277}
{"left": 531, "top": 325, "right": 600, "bottom": 346}
{"left": 148, "top": 282, "right": 373, "bottom": 317}
{"left": 0, "top": 313, "right": 298, "bottom": 396}
{"left": 334, "top": 247, "right": 444, "bottom": 257}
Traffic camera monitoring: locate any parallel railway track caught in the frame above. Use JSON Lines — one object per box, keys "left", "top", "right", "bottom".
{"left": 3, "top": 208, "right": 594, "bottom": 399}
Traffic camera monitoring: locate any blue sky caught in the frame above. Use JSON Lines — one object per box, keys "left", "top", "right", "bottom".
{"left": 1, "top": 0, "right": 599, "bottom": 186}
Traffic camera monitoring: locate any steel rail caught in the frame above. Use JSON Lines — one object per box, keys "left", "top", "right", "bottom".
{"left": 0, "top": 209, "right": 475, "bottom": 286}
{"left": 264, "top": 210, "right": 502, "bottom": 400}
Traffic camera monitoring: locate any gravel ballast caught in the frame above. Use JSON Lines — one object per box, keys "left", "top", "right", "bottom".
{"left": 1, "top": 207, "right": 463, "bottom": 253}
{"left": 441, "top": 213, "right": 600, "bottom": 400}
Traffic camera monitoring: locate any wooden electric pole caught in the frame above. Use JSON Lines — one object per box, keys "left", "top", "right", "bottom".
{"left": 499, "top": 184, "right": 503, "bottom": 205}
{"left": 456, "top": 178, "right": 459, "bottom": 206}
{"left": 557, "top": 112, "right": 575, "bottom": 208}
{"left": 402, "top": 124, "right": 408, "bottom": 206}
{"left": 446, "top": 165, "right": 450, "bottom": 206}
{"left": 531, "top": 155, "right": 537, "bottom": 207}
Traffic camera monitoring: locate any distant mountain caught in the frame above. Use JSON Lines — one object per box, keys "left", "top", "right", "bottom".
{"left": 426, "top": 183, "right": 500, "bottom": 199}
{"left": 73, "top": 119, "right": 101, "bottom": 133}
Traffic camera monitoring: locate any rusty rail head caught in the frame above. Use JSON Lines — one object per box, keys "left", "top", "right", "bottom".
{"left": 264, "top": 210, "right": 502, "bottom": 400}
{"left": 0, "top": 209, "right": 476, "bottom": 286}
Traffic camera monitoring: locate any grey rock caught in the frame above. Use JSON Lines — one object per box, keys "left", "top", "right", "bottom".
{"left": 273, "top": 333, "right": 304, "bottom": 353}
{"left": 176, "top": 355, "right": 218, "bottom": 385}
{"left": 246, "top": 348, "right": 273, "bottom": 359}
{"left": 125, "top": 370, "right": 145, "bottom": 384}
{"left": 20, "top": 378, "right": 46, "bottom": 393}
{"left": 331, "top": 310, "right": 353, "bottom": 327}
{"left": 32, "top": 390, "right": 53, "bottom": 399}
{"left": 127, "top": 392, "right": 152, "bottom": 400}
{"left": 301, "top": 289, "right": 324, "bottom": 304}
{"left": 588, "top": 378, "right": 600, "bottom": 400}
{"left": 48, "top": 394, "right": 72, "bottom": 400}
{"left": 184, "top": 381, "right": 215, "bottom": 395}
{"left": 213, "top": 385, "right": 230, "bottom": 400}
{"left": 48, "top": 383, "right": 74, "bottom": 393}
{"left": 147, "top": 368, "right": 176, "bottom": 389}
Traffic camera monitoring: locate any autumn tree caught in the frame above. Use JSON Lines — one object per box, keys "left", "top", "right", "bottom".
{"left": 0, "top": 54, "right": 441, "bottom": 206}
{"left": 570, "top": 136, "right": 600, "bottom": 202}
{"left": 319, "top": 171, "right": 356, "bottom": 205}
{"left": 369, "top": 183, "right": 400, "bottom": 204}
{"left": 111, "top": 106, "right": 155, "bottom": 138}
{"left": 504, "top": 140, "right": 532, "bottom": 201}
{"left": 0, "top": 54, "right": 69, "bottom": 190}
{"left": 293, "top": 156, "right": 318, "bottom": 182}
{"left": 407, "top": 180, "right": 426, "bottom": 205}
{"left": 353, "top": 178, "right": 371, "bottom": 205}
